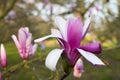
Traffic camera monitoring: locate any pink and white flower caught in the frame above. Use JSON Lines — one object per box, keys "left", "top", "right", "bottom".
{"left": 12, "top": 27, "right": 38, "bottom": 60}
{"left": 35, "top": 16, "right": 105, "bottom": 78}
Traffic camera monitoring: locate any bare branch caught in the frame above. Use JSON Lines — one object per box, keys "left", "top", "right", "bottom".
{"left": 59, "top": 0, "right": 95, "bottom": 17}
{"left": 0, "top": 0, "right": 17, "bottom": 21}
{"left": 81, "top": 0, "right": 95, "bottom": 16}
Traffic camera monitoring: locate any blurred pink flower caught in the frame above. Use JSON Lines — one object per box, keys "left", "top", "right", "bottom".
{"left": 4, "top": 10, "right": 16, "bottom": 22}
{"left": 44, "top": 0, "right": 49, "bottom": 4}
{"left": 12, "top": 27, "right": 37, "bottom": 60}
{"left": 8, "top": 10, "right": 16, "bottom": 20}
{"left": 0, "top": 44, "right": 7, "bottom": 68}
{"left": 88, "top": 5, "right": 100, "bottom": 16}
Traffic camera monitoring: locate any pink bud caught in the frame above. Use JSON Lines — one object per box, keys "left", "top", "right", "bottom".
{"left": 73, "top": 59, "right": 84, "bottom": 78}
{"left": 0, "top": 44, "right": 7, "bottom": 68}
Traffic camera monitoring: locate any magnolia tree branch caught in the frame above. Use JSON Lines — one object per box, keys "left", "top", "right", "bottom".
{"left": 0, "top": 0, "right": 17, "bottom": 20}
{"left": 60, "top": 72, "right": 69, "bottom": 80}
{"left": 2, "top": 57, "right": 40, "bottom": 78}
{"left": 81, "top": 0, "right": 95, "bottom": 16}
{"left": 59, "top": 0, "right": 95, "bottom": 17}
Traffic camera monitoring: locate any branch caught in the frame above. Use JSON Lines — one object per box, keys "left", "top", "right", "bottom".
{"left": 0, "top": 0, "right": 17, "bottom": 20}
{"left": 60, "top": 72, "right": 69, "bottom": 80}
{"left": 2, "top": 57, "right": 40, "bottom": 78}
{"left": 59, "top": 0, "right": 95, "bottom": 17}
{"left": 81, "top": 0, "right": 95, "bottom": 16}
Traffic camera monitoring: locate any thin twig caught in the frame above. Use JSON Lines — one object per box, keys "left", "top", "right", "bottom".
{"left": 60, "top": 72, "right": 69, "bottom": 80}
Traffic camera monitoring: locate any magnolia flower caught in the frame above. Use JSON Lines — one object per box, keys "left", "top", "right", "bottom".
{"left": 12, "top": 27, "right": 38, "bottom": 60}
{"left": 23, "top": 0, "right": 35, "bottom": 4}
{"left": 88, "top": 5, "right": 100, "bottom": 16}
{"left": 35, "top": 17, "right": 105, "bottom": 78}
{"left": 44, "top": 0, "right": 49, "bottom": 4}
{"left": 4, "top": 10, "right": 16, "bottom": 22}
{"left": 0, "top": 44, "right": 7, "bottom": 68}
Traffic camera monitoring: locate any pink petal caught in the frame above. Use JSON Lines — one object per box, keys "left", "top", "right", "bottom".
{"left": 18, "top": 28, "right": 28, "bottom": 47}
{"left": 0, "top": 44, "right": 7, "bottom": 68}
{"left": 57, "top": 38, "right": 71, "bottom": 57}
{"left": 80, "top": 41, "right": 102, "bottom": 54}
{"left": 29, "top": 44, "right": 38, "bottom": 57}
{"left": 26, "top": 33, "right": 32, "bottom": 53}
{"left": 20, "top": 50, "right": 29, "bottom": 60}
{"left": 24, "top": 27, "right": 29, "bottom": 34}
{"left": 32, "top": 44, "right": 38, "bottom": 55}
{"left": 67, "top": 18, "right": 83, "bottom": 48}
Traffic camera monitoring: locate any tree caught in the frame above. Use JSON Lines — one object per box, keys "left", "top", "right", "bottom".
{"left": 0, "top": 0, "right": 119, "bottom": 43}
{"left": 95, "top": 7, "right": 120, "bottom": 45}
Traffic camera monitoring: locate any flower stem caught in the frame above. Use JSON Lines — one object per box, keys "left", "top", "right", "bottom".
{"left": 60, "top": 72, "right": 69, "bottom": 80}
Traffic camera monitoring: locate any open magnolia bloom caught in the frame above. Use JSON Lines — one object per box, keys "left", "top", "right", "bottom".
{"left": 0, "top": 44, "right": 7, "bottom": 68}
{"left": 12, "top": 27, "right": 38, "bottom": 60}
{"left": 35, "top": 16, "right": 105, "bottom": 78}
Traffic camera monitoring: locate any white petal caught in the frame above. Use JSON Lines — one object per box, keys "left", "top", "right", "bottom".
{"left": 34, "top": 35, "right": 53, "bottom": 43}
{"left": 35, "top": 29, "right": 63, "bottom": 43}
{"left": 82, "top": 17, "right": 91, "bottom": 37}
{"left": 51, "top": 29, "right": 62, "bottom": 38}
{"left": 54, "top": 16, "right": 67, "bottom": 41}
{"left": 11, "top": 35, "right": 21, "bottom": 49}
{"left": 45, "top": 49, "right": 64, "bottom": 71}
{"left": 77, "top": 49, "right": 105, "bottom": 66}
{"left": 32, "top": 44, "right": 38, "bottom": 55}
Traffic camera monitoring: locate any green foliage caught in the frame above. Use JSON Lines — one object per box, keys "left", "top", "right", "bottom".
{"left": 2, "top": 42, "right": 120, "bottom": 80}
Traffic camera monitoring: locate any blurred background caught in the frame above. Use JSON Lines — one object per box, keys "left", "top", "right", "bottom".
{"left": 0, "top": 0, "right": 120, "bottom": 80}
